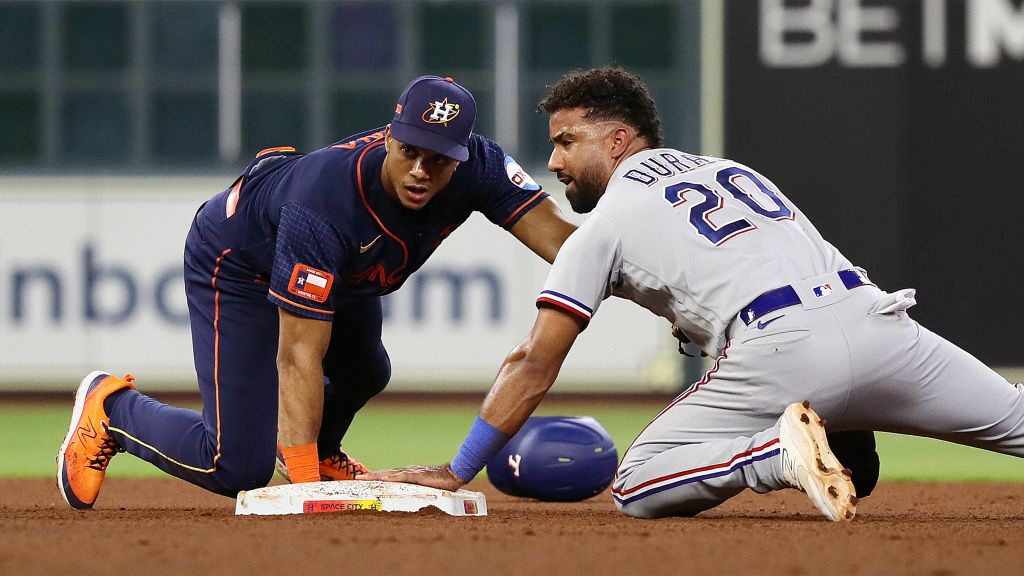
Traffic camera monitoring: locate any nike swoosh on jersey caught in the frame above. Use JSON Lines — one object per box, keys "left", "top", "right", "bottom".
{"left": 359, "top": 235, "right": 382, "bottom": 254}
{"left": 756, "top": 315, "right": 785, "bottom": 330}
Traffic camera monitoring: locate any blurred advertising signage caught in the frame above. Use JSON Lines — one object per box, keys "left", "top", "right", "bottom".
{"left": 725, "top": 0, "right": 1024, "bottom": 366}
{"left": 0, "top": 243, "right": 503, "bottom": 329}
{"left": 0, "top": 181, "right": 668, "bottom": 390}
{"left": 760, "top": 0, "right": 1024, "bottom": 68}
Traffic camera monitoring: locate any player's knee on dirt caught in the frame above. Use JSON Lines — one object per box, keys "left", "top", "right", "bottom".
{"left": 209, "top": 457, "right": 276, "bottom": 496}
{"left": 826, "top": 430, "right": 879, "bottom": 497}
{"left": 611, "top": 466, "right": 697, "bottom": 519}
{"left": 614, "top": 498, "right": 653, "bottom": 519}
{"left": 613, "top": 489, "right": 709, "bottom": 519}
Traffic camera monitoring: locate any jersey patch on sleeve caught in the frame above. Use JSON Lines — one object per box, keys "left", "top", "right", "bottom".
{"left": 287, "top": 264, "right": 334, "bottom": 303}
{"left": 503, "top": 154, "right": 541, "bottom": 191}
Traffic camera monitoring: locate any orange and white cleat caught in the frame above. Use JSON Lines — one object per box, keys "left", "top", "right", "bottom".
{"left": 56, "top": 371, "right": 136, "bottom": 510}
{"left": 317, "top": 450, "right": 370, "bottom": 481}
{"left": 275, "top": 447, "right": 370, "bottom": 482}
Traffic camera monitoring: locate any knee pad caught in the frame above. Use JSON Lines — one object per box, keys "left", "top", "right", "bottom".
{"left": 486, "top": 416, "right": 618, "bottom": 502}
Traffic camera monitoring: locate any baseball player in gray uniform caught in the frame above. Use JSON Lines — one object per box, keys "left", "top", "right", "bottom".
{"left": 361, "top": 67, "right": 1024, "bottom": 522}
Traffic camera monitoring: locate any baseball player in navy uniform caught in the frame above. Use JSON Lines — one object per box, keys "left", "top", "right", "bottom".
{"left": 57, "top": 76, "right": 576, "bottom": 509}
{"left": 364, "top": 68, "right": 1024, "bottom": 522}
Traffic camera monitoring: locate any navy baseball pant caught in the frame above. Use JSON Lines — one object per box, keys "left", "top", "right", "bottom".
{"left": 105, "top": 197, "right": 390, "bottom": 496}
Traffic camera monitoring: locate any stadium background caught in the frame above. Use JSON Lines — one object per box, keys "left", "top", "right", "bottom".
{"left": 1, "top": 0, "right": 1022, "bottom": 478}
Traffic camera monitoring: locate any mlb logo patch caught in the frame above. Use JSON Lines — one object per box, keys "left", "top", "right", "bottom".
{"left": 812, "top": 283, "right": 834, "bottom": 298}
{"left": 288, "top": 264, "right": 334, "bottom": 303}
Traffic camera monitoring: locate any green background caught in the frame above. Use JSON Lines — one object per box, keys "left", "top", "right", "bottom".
{"left": 10, "top": 400, "right": 1024, "bottom": 482}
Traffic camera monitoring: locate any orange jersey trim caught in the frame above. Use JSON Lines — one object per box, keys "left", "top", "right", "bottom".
{"left": 355, "top": 140, "right": 409, "bottom": 280}
{"left": 256, "top": 146, "right": 296, "bottom": 157}
{"left": 502, "top": 191, "right": 546, "bottom": 228}
{"left": 269, "top": 289, "right": 336, "bottom": 316}
{"left": 209, "top": 248, "right": 230, "bottom": 470}
{"left": 333, "top": 131, "right": 385, "bottom": 150}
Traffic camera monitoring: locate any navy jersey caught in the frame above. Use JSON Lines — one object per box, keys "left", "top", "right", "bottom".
{"left": 218, "top": 127, "right": 547, "bottom": 320}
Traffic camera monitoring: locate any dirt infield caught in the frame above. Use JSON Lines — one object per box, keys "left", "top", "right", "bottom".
{"left": 3, "top": 479, "right": 1022, "bottom": 575}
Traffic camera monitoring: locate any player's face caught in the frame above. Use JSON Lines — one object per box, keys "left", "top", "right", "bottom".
{"left": 381, "top": 133, "right": 460, "bottom": 211}
{"left": 547, "top": 108, "right": 618, "bottom": 214}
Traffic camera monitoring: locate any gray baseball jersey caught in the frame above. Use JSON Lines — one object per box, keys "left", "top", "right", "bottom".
{"left": 537, "top": 148, "right": 1024, "bottom": 518}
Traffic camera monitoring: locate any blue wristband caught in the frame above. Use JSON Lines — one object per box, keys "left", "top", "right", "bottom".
{"left": 450, "top": 416, "right": 510, "bottom": 482}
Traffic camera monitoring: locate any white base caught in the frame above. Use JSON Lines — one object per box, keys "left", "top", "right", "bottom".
{"left": 235, "top": 480, "right": 487, "bottom": 517}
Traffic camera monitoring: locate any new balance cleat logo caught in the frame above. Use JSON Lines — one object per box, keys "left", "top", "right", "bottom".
{"left": 76, "top": 419, "right": 98, "bottom": 443}
{"left": 781, "top": 447, "right": 796, "bottom": 479}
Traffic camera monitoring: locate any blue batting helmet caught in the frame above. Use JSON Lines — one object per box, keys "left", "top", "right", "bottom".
{"left": 486, "top": 416, "right": 618, "bottom": 502}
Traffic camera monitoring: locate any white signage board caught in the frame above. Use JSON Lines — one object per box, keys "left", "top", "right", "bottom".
{"left": 0, "top": 176, "right": 680, "bottom": 393}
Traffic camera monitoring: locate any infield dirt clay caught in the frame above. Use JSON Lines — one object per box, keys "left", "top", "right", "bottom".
{"left": 2, "top": 478, "right": 1022, "bottom": 575}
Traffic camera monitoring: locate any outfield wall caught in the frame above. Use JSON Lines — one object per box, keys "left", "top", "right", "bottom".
{"left": 0, "top": 175, "right": 684, "bottom": 393}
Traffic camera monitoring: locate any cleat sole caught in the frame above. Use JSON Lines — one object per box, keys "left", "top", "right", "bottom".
{"left": 781, "top": 401, "right": 858, "bottom": 522}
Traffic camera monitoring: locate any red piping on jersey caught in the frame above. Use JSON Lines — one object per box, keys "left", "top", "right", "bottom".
{"left": 536, "top": 297, "right": 591, "bottom": 325}
{"left": 502, "top": 190, "right": 546, "bottom": 228}
{"left": 355, "top": 140, "right": 409, "bottom": 282}
{"left": 269, "top": 289, "right": 336, "bottom": 315}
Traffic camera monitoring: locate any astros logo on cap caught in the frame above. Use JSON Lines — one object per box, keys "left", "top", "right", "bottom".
{"left": 422, "top": 98, "right": 460, "bottom": 125}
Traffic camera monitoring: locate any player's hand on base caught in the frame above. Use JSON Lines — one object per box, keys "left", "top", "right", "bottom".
{"left": 357, "top": 463, "right": 466, "bottom": 491}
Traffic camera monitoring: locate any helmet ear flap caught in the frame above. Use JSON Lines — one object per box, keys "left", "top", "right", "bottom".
{"left": 486, "top": 416, "right": 618, "bottom": 502}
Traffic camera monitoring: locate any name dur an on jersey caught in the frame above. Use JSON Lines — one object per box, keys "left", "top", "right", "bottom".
{"left": 621, "top": 151, "right": 719, "bottom": 187}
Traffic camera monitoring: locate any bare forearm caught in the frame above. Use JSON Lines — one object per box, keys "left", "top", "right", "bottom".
{"left": 277, "top": 360, "right": 324, "bottom": 447}
{"left": 479, "top": 343, "right": 560, "bottom": 436}
{"left": 276, "top": 308, "right": 332, "bottom": 449}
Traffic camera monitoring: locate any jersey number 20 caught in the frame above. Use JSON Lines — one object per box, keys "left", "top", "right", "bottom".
{"left": 663, "top": 166, "right": 793, "bottom": 245}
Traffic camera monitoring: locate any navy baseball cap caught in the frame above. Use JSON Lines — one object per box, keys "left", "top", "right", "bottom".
{"left": 390, "top": 75, "right": 476, "bottom": 161}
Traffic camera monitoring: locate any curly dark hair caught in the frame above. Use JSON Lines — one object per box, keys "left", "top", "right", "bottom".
{"left": 538, "top": 67, "right": 664, "bottom": 148}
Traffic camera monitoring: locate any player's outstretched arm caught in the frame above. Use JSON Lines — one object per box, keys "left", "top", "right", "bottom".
{"left": 359, "top": 307, "right": 583, "bottom": 489}
{"left": 358, "top": 464, "right": 464, "bottom": 491}
{"left": 476, "top": 307, "right": 582, "bottom": 434}
{"left": 509, "top": 197, "right": 577, "bottom": 264}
